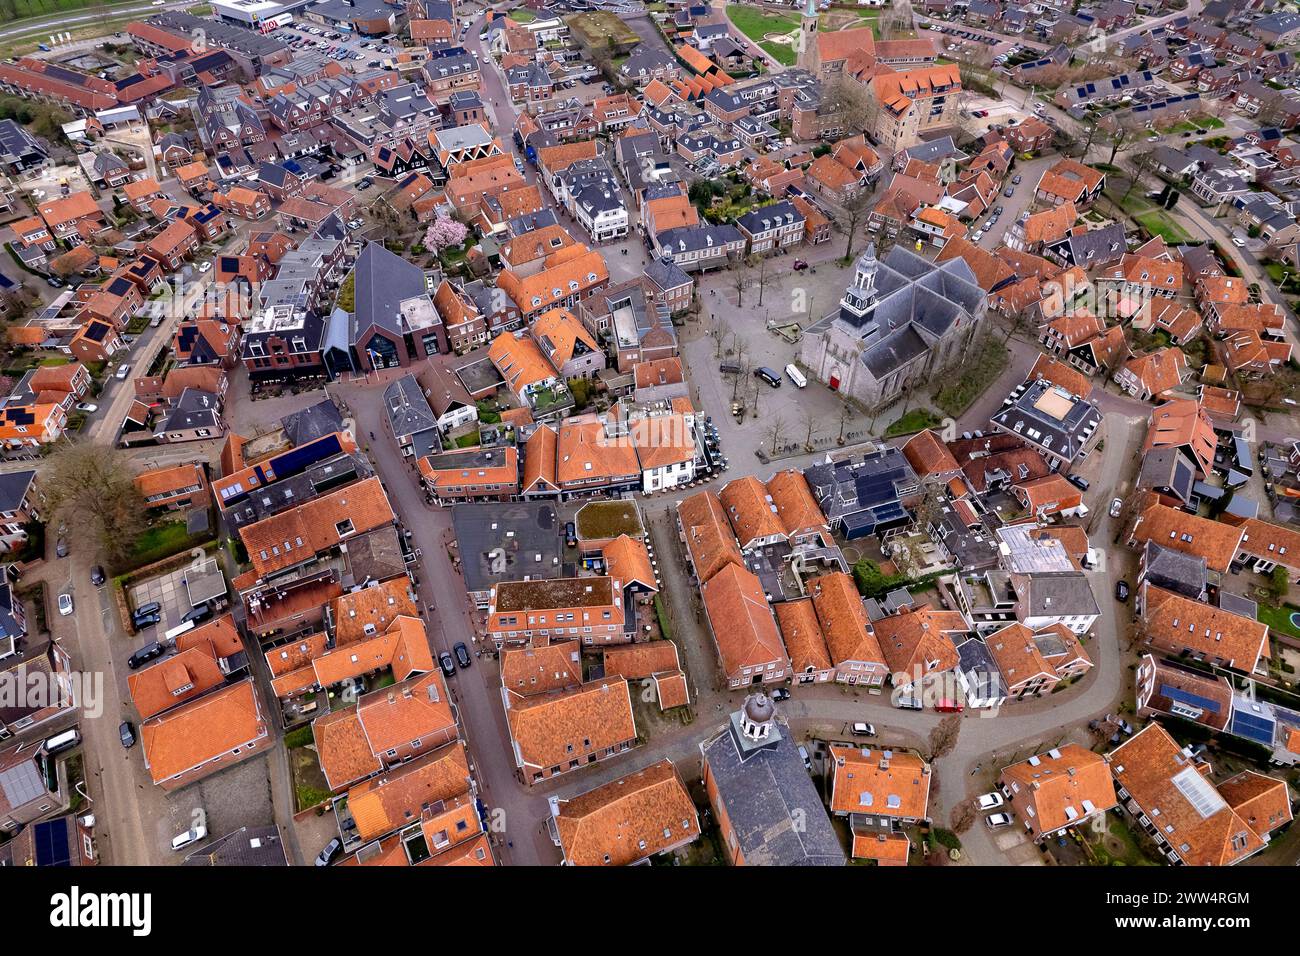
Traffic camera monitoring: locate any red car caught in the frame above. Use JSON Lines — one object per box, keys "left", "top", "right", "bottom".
{"left": 793, "top": 259, "right": 809, "bottom": 271}
{"left": 934, "top": 699, "right": 964, "bottom": 713}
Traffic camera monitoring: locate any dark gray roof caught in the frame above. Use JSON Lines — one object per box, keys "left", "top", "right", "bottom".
{"left": 183, "top": 826, "right": 289, "bottom": 866}
{"left": 699, "top": 708, "right": 845, "bottom": 866}
{"left": 1142, "top": 541, "right": 1207, "bottom": 598}
{"left": 990, "top": 378, "right": 1102, "bottom": 462}
{"left": 281, "top": 399, "right": 344, "bottom": 446}
{"left": 804, "top": 445, "right": 918, "bottom": 533}
{"left": 158, "top": 388, "right": 221, "bottom": 433}
{"left": 1018, "top": 571, "right": 1099, "bottom": 618}
{"left": 351, "top": 241, "right": 429, "bottom": 341}
{"left": 384, "top": 374, "right": 438, "bottom": 440}
{"left": 643, "top": 257, "right": 691, "bottom": 294}
{"left": 0, "top": 470, "right": 36, "bottom": 514}
{"left": 451, "top": 501, "right": 564, "bottom": 595}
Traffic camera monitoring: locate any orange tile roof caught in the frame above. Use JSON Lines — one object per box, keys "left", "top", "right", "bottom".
{"left": 1000, "top": 744, "right": 1117, "bottom": 839}
{"left": 1122, "top": 347, "right": 1186, "bottom": 398}
{"left": 501, "top": 640, "right": 582, "bottom": 697}
{"left": 495, "top": 247, "right": 609, "bottom": 316}
{"left": 128, "top": 644, "right": 226, "bottom": 719}
{"left": 504, "top": 679, "right": 637, "bottom": 776}
{"left": 346, "top": 741, "right": 471, "bottom": 843}
{"left": 553, "top": 758, "right": 698, "bottom": 865}
{"left": 1142, "top": 586, "right": 1269, "bottom": 671}
{"left": 38, "top": 191, "right": 100, "bottom": 228}
{"left": 852, "top": 829, "right": 911, "bottom": 863}
{"left": 330, "top": 579, "right": 419, "bottom": 645}
{"left": 602, "top": 534, "right": 657, "bottom": 591}
{"left": 556, "top": 415, "right": 640, "bottom": 487}
{"left": 239, "top": 476, "right": 395, "bottom": 577}
{"left": 901, "top": 430, "right": 960, "bottom": 479}
{"left": 1036, "top": 158, "right": 1105, "bottom": 202}
{"left": 1109, "top": 723, "right": 1269, "bottom": 865}
{"left": 314, "top": 708, "right": 384, "bottom": 791}
{"left": 809, "top": 571, "right": 883, "bottom": 668}
{"left": 774, "top": 597, "right": 832, "bottom": 675}
{"left": 701, "top": 563, "right": 788, "bottom": 676}
{"left": 677, "top": 490, "right": 743, "bottom": 584}
{"left": 601, "top": 642, "right": 680, "bottom": 681}
{"left": 133, "top": 462, "right": 205, "bottom": 500}
{"left": 719, "top": 475, "right": 785, "bottom": 546}
{"left": 1218, "top": 771, "right": 1293, "bottom": 838}
{"left": 818, "top": 24, "right": 877, "bottom": 64}
{"left": 985, "top": 622, "right": 1057, "bottom": 689}
{"left": 1142, "top": 398, "right": 1216, "bottom": 476}
{"left": 355, "top": 670, "right": 455, "bottom": 756}
{"left": 521, "top": 424, "right": 559, "bottom": 494}
{"left": 1020, "top": 201, "right": 1078, "bottom": 245}
{"left": 873, "top": 604, "right": 966, "bottom": 680}
{"left": 1026, "top": 353, "right": 1093, "bottom": 399}
{"left": 140, "top": 679, "right": 267, "bottom": 786}
{"left": 312, "top": 615, "right": 434, "bottom": 689}
{"left": 1130, "top": 502, "right": 1242, "bottom": 572}
{"left": 765, "top": 469, "right": 827, "bottom": 538}
{"left": 829, "top": 743, "right": 931, "bottom": 820}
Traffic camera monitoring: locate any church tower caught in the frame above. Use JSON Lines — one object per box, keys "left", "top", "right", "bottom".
{"left": 797, "top": 0, "right": 819, "bottom": 73}
{"left": 840, "top": 242, "right": 879, "bottom": 325}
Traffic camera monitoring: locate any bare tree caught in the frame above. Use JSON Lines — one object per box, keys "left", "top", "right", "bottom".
{"left": 928, "top": 715, "right": 963, "bottom": 761}
{"left": 732, "top": 260, "right": 751, "bottom": 309}
{"left": 801, "top": 408, "right": 820, "bottom": 451}
{"left": 42, "top": 443, "right": 149, "bottom": 567}
{"left": 835, "top": 188, "right": 874, "bottom": 263}
{"left": 766, "top": 416, "right": 787, "bottom": 455}
{"left": 950, "top": 801, "right": 977, "bottom": 835}
{"left": 820, "top": 76, "right": 879, "bottom": 137}
{"left": 1120, "top": 149, "right": 1159, "bottom": 205}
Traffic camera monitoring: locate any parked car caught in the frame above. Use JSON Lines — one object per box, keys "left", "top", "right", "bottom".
{"left": 971, "top": 229, "right": 985, "bottom": 241}
{"left": 1109, "top": 497, "right": 1123, "bottom": 518}
{"left": 45, "top": 276, "right": 64, "bottom": 288}
{"left": 55, "top": 538, "right": 68, "bottom": 558}
{"left": 197, "top": 261, "right": 211, "bottom": 273}
{"left": 565, "top": 521, "right": 577, "bottom": 547}
{"left": 792, "top": 258, "right": 809, "bottom": 271}
{"left": 993, "top": 206, "right": 1004, "bottom": 216}
{"left": 133, "top": 601, "right": 161, "bottom": 618}
{"left": 127, "top": 641, "right": 166, "bottom": 670}
{"left": 180, "top": 603, "right": 212, "bottom": 625}
{"left": 754, "top": 366, "right": 781, "bottom": 388}
{"left": 133, "top": 612, "right": 161, "bottom": 629}
{"left": 90, "top": 565, "right": 105, "bottom": 587}
{"left": 851, "top": 721, "right": 876, "bottom": 737}
{"left": 798, "top": 745, "right": 812, "bottom": 771}
{"left": 978, "top": 792, "right": 1005, "bottom": 810}
{"left": 119, "top": 721, "right": 136, "bottom": 749}
{"left": 75, "top": 402, "right": 98, "bottom": 413}
{"left": 315, "top": 837, "right": 342, "bottom": 867}
{"left": 985, "top": 812, "right": 1014, "bottom": 829}
{"left": 1003, "top": 186, "right": 1015, "bottom": 197}
{"left": 1012, "top": 174, "right": 1022, "bottom": 185}
{"left": 934, "top": 699, "right": 964, "bottom": 713}
{"left": 1066, "top": 473, "right": 1089, "bottom": 491}
{"left": 58, "top": 592, "right": 74, "bottom": 616}
{"left": 1232, "top": 236, "right": 1247, "bottom": 247}
{"left": 769, "top": 687, "right": 791, "bottom": 702}
{"left": 115, "top": 363, "right": 131, "bottom": 380}
{"left": 439, "top": 651, "right": 456, "bottom": 677}
{"left": 453, "top": 641, "right": 471, "bottom": 668}
{"left": 171, "top": 823, "right": 207, "bottom": 852}
{"left": 1115, "top": 580, "right": 1130, "bottom": 603}
{"left": 357, "top": 178, "right": 373, "bottom": 189}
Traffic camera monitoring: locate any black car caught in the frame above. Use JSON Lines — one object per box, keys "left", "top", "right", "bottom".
{"left": 357, "top": 177, "right": 373, "bottom": 189}
{"left": 769, "top": 687, "right": 790, "bottom": 702}
{"left": 127, "top": 641, "right": 166, "bottom": 670}
{"left": 315, "top": 837, "right": 342, "bottom": 867}
{"left": 754, "top": 366, "right": 781, "bottom": 388}
{"left": 180, "top": 603, "right": 213, "bottom": 625}
{"left": 133, "top": 612, "right": 161, "bottom": 630}
{"left": 565, "top": 521, "right": 577, "bottom": 547}
{"left": 439, "top": 651, "right": 456, "bottom": 678}
{"left": 134, "top": 601, "right": 161, "bottom": 618}
{"left": 1115, "top": 580, "right": 1130, "bottom": 602}
{"left": 1066, "top": 474, "right": 1090, "bottom": 491}
{"left": 454, "top": 641, "right": 472, "bottom": 669}
{"left": 90, "top": 565, "right": 106, "bottom": 587}
{"left": 119, "top": 721, "right": 136, "bottom": 749}
{"left": 45, "top": 276, "right": 64, "bottom": 288}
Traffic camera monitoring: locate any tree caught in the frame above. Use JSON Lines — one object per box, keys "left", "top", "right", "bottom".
{"left": 820, "top": 76, "right": 879, "bottom": 137}
{"left": 765, "top": 416, "right": 787, "bottom": 455}
{"left": 1269, "top": 566, "right": 1289, "bottom": 607}
{"left": 1120, "top": 149, "right": 1159, "bottom": 205}
{"left": 836, "top": 188, "right": 874, "bottom": 263}
{"left": 42, "top": 443, "right": 148, "bottom": 567}
{"left": 950, "top": 801, "right": 977, "bottom": 835}
{"left": 911, "top": 482, "right": 946, "bottom": 536}
{"left": 928, "top": 715, "right": 963, "bottom": 761}
{"left": 423, "top": 214, "right": 469, "bottom": 252}
{"left": 800, "top": 408, "right": 819, "bottom": 451}
{"left": 732, "top": 260, "right": 751, "bottom": 308}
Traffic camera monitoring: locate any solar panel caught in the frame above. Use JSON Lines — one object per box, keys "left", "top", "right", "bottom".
{"left": 1160, "top": 685, "right": 1222, "bottom": 714}
{"left": 1230, "top": 710, "right": 1275, "bottom": 745}
{"left": 33, "top": 819, "right": 71, "bottom": 867}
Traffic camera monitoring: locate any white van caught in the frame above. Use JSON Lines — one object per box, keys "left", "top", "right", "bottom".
{"left": 784, "top": 364, "right": 807, "bottom": 388}
{"left": 43, "top": 728, "right": 81, "bottom": 754}
{"left": 171, "top": 822, "right": 207, "bottom": 852}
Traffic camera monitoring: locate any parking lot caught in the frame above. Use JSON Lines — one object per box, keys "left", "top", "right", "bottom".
{"left": 128, "top": 555, "right": 226, "bottom": 642}
{"left": 168, "top": 754, "right": 277, "bottom": 862}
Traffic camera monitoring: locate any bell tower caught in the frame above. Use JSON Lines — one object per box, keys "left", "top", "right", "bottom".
{"left": 797, "top": 0, "right": 819, "bottom": 73}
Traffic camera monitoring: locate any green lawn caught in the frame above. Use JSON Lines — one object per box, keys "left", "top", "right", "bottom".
{"left": 508, "top": 8, "right": 537, "bottom": 22}
{"left": 727, "top": 3, "right": 799, "bottom": 43}
{"left": 125, "top": 521, "right": 205, "bottom": 570}
{"left": 884, "top": 407, "right": 941, "bottom": 438}
{"left": 0, "top": 0, "right": 137, "bottom": 19}
{"left": 1134, "top": 209, "right": 1192, "bottom": 244}
{"left": 933, "top": 333, "right": 1008, "bottom": 418}
{"left": 760, "top": 40, "right": 797, "bottom": 66}
{"left": 1257, "top": 603, "right": 1300, "bottom": 639}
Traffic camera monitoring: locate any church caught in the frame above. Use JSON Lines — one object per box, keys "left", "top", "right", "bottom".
{"left": 798, "top": 243, "right": 987, "bottom": 410}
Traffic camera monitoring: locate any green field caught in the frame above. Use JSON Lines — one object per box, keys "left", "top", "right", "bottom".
{"left": 727, "top": 3, "right": 800, "bottom": 43}
{"left": 1134, "top": 208, "right": 1192, "bottom": 243}
{"left": 0, "top": 0, "right": 138, "bottom": 21}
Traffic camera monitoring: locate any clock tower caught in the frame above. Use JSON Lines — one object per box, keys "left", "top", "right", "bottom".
{"left": 797, "top": 0, "right": 819, "bottom": 73}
